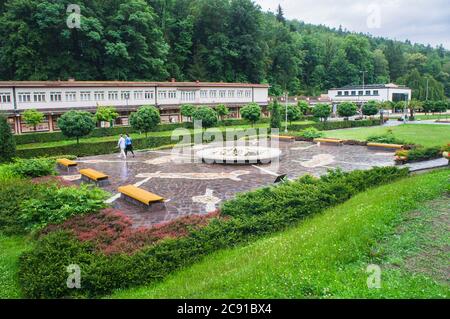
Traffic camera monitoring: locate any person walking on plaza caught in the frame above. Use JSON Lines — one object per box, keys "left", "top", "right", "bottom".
{"left": 125, "top": 133, "right": 135, "bottom": 158}
{"left": 117, "top": 134, "right": 127, "bottom": 159}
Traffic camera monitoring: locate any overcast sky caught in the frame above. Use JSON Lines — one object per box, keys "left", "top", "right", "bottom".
{"left": 255, "top": 0, "right": 450, "bottom": 49}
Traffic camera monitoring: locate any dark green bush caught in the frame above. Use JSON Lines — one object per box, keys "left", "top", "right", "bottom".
{"left": 288, "top": 119, "right": 380, "bottom": 132}
{"left": 19, "top": 166, "right": 409, "bottom": 298}
{"left": 367, "top": 133, "right": 405, "bottom": 145}
{"left": 407, "top": 146, "right": 442, "bottom": 162}
{"left": 19, "top": 184, "right": 108, "bottom": 231}
{"left": 0, "top": 178, "right": 40, "bottom": 235}
{"left": 0, "top": 115, "right": 16, "bottom": 162}
{"left": 11, "top": 158, "right": 56, "bottom": 178}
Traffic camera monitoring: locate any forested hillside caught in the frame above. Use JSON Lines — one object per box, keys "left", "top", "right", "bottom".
{"left": 0, "top": 0, "right": 448, "bottom": 99}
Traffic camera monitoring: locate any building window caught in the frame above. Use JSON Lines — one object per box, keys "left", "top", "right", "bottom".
{"left": 50, "top": 92, "right": 62, "bottom": 102}
{"left": 237, "top": 90, "right": 244, "bottom": 98}
{"left": 351, "top": 91, "right": 356, "bottom": 96}
{"left": 200, "top": 90, "right": 208, "bottom": 98}
{"left": 121, "top": 91, "right": 130, "bottom": 100}
{"left": 344, "top": 91, "right": 349, "bottom": 96}
{"left": 0, "top": 93, "right": 11, "bottom": 103}
{"left": 181, "top": 91, "right": 195, "bottom": 102}
{"left": 65, "top": 92, "right": 76, "bottom": 102}
{"left": 209, "top": 90, "right": 217, "bottom": 98}
{"left": 108, "top": 91, "right": 118, "bottom": 100}
{"left": 80, "top": 91, "right": 91, "bottom": 101}
{"left": 228, "top": 90, "right": 235, "bottom": 98}
{"left": 373, "top": 90, "right": 379, "bottom": 95}
{"left": 245, "top": 90, "right": 252, "bottom": 98}
{"left": 144, "top": 91, "right": 154, "bottom": 100}
{"left": 219, "top": 90, "right": 226, "bottom": 98}
{"left": 134, "top": 91, "right": 143, "bottom": 100}
{"left": 365, "top": 90, "right": 371, "bottom": 95}
{"left": 158, "top": 91, "right": 167, "bottom": 99}
{"left": 33, "top": 92, "right": 46, "bottom": 102}
{"left": 337, "top": 91, "right": 342, "bottom": 96}
{"left": 358, "top": 91, "right": 363, "bottom": 96}
{"left": 94, "top": 91, "right": 104, "bottom": 101}
{"left": 168, "top": 91, "right": 177, "bottom": 99}
{"left": 18, "top": 93, "right": 31, "bottom": 103}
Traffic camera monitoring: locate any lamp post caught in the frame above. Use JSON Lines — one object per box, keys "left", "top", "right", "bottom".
{"left": 284, "top": 91, "right": 288, "bottom": 133}
{"left": 360, "top": 70, "right": 366, "bottom": 114}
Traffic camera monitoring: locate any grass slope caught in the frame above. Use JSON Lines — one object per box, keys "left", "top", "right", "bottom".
{"left": 110, "top": 169, "right": 449, "bottom": 299}
{"left": 324, "top": 124, "right": 450, "bottom": 147}
{"left": 0, "top": 235, "right": 32, "bottom": 299}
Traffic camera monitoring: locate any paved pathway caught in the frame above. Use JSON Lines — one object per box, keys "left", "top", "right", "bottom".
{"left": 59, "top": 140, "right": 397, "bottom": 227}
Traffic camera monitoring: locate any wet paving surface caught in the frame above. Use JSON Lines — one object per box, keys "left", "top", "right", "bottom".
{"left": 59, "top": 140, "right": 396, "bottom": 227}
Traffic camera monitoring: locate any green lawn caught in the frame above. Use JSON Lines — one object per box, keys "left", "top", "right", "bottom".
{"left": 0, "top": 235, "right": 32, "bottom": 299}
{"left": 324, "top": 124, "right": 450, "bottom": 147}
{"left": 110, "top": 169, "right": 449, "bottom": 299}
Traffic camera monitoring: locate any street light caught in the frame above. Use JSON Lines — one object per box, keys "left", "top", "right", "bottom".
{"left": 360, "top": 70, "right": 366, "bottom": 114}
{"left": 284, "top": 91, "right": 288, "bottom": 133}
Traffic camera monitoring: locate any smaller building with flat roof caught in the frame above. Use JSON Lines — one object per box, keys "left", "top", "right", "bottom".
{"left": 328, "top": 83, "right": 411, "bottom": 106}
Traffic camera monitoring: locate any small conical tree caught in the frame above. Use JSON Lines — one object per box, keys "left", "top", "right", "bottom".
{"left": 0, "top": 116, "right": 16, "bottom": 163}
{"left": 270, "top": 101, "right": 282, "bottom": 130}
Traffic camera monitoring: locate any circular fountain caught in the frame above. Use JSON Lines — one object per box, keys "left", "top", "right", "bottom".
{"left": 197, "top": 146, "right": 281, "bottom": 165}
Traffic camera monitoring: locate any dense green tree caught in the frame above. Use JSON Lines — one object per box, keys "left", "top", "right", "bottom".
{"left": 240, "top": 103, "right": 261, "bottom": 126}
{"left": 57, "top": 110, "right": 96, "bottom": 144}
{"left": 0, "top": 0, "right": 448, "bottom": 99}
{"left": 313, "top": 104, "right": 332, "bottom": 122}
{"left": 0, "top": 115, "right": 16, "bottom": 162}
{"left": 22, "top": 109, "right": 44, "bottom": 131}
{"left": 361, "top": 101, "right": 379, "bottom": 117}
{"left": 180, "top": 104, "right": 195, "bottom": 122}
{"left": 129, "top": 105, "right": 160, "bottom": 137}
{"left": 281, "top": 104, "right": 302, "bottom": 124}
{"left": 95, "top": 106, "right": 119, "bottom": 126}
{"left": 192, "top": 106, "right": 218, "bottom": 128}
{"left": 337, "top": 102, "right": 358, "bottom": 120}
{"left": 297, "top": 101, "right": 311, "bottom": 115}
{"left": 215, "top": 104, "right": 229, "bottom": 121}
{"left": 269, "top": 100, "right": 282, "bottom": 130}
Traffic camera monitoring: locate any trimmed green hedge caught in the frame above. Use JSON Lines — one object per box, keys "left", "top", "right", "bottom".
{"left": 18, "top": 166, "right": 409, "bottom": 298}
{"left": 288, "top": 119, "right": 381, "bottom": 131}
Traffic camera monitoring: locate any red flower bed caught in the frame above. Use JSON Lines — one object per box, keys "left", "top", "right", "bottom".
{"left": 43, "top": 208, "right": 220, "bottom": 255}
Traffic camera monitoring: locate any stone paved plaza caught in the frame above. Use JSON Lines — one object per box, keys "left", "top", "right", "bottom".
{"left": 59, "top": 140, "right": 397, "bottom": 227}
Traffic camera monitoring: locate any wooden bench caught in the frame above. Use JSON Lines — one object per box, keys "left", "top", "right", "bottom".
{"left": 367, "top": 143, "right": 404, "bottom": 150}
{"left": 314, "top": 138, "right": 344, "bottom": 146}
{"left": 272, "top": 135, "right": 295, "bottom": 142}
{"left": 118, "top": 185, "right": 165, "bottom": 206}
{"left": 79, "top": 168, "right": 109, "bottom": 186}
{"left": 57, "top": 158, "right": 77, "bottom": 171}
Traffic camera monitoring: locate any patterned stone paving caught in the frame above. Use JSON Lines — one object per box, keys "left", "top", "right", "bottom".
{"left": 59, "top": 140, "right": 396, "bottom": 227}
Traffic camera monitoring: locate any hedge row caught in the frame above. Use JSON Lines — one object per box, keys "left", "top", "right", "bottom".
{"left": 18, "top": 166, "right": 409, "bottom": 298}
{"left": 288, "top": 119, "right": 381, "bottom": 131}
{"left": 13, "top": 118, "right": 273, "bottom": 145}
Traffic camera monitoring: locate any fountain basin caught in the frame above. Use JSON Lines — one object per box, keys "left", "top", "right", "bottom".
{"left": 197, "top": 146, "right": 281, "bottom": 165}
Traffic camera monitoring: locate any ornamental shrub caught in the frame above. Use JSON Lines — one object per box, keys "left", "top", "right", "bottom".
{"left": 19, "top": 184, "right": 108, "bottom": 231}
{"left": 11, "top": 158, "right": 56, "bottom": 178}
{"left": 192, "top": 106, "right": 218, "bottom": 128}
{"left": 298, "top": 127, "right": 323, "bottom": 139}
{"left": 0, "top": 115, "right": 15, "bottom": 162}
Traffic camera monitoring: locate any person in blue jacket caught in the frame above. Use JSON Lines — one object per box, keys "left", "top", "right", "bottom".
{"left": 125, "top": 134, "right": 135, "bottom": 158}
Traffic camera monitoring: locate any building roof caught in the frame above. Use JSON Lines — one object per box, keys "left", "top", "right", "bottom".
{"left": 330, "top": 83, "right": 410, "bottom": 90}
{"left": 0, "top": 80, "right": 269, "bottom": 89}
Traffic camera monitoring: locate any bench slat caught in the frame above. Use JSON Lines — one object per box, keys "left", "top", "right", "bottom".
{"left": 79, "top": 168, "right": 108, "bottom": 181}
{"left": 57, "top": 158, "right": 77, "bottom": 167}
{"left": 118, "top": 185, "right": 164, "bottom": 205}
{"left": 314, "top": 138, "right": 343, "bottom": 143}
{"left": 367, "top": 143, "right": 403, "bottom": 149}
